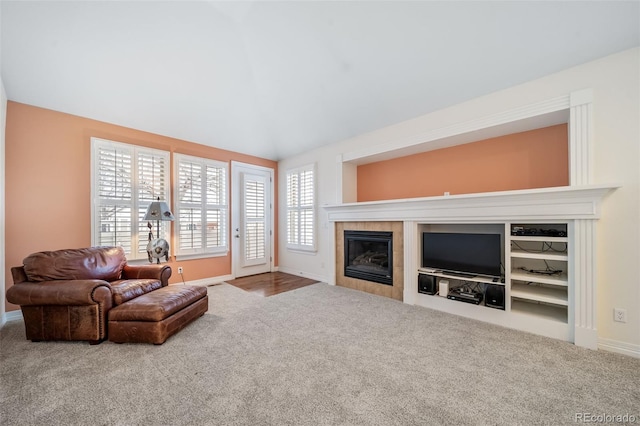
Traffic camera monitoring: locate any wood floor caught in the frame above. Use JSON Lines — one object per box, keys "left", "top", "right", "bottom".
{"left": 226, "top": 272, "right": 319, "bottom": 297}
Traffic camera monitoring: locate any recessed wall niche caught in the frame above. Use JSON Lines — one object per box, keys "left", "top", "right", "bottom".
{"left": 357, "top": 124, "right": 568, "bottom": 202}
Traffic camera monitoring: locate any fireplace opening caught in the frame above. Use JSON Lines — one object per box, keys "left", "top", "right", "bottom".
{"left": 344, "top": 230, "right": 393, "bottom": 285}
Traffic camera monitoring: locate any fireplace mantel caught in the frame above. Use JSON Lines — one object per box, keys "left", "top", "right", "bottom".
{"left": 324, "top": 184, "right": 618, "bottom": 349}
{"left": 324, "top": 185, "right": 618, "bottom": 223}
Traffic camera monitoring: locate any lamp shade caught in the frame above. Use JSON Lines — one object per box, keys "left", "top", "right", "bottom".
{"left": 144, "top": 200, "right": 175, "bottom": 221}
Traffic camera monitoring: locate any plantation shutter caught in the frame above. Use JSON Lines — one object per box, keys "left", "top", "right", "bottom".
{"left": 286, "top": 164, "right": 316, "bottom": 252}
{"left": 206, "top": 164, "right": 226, "bottom": 249}
{"left": 136, "top": 151, "right": 170, "bottom": 256}
{"left": 242, "top": 173, "right": 267, "bottom": 264}
{"left": 92, "top": 138, "right": 170, "bottom": 260}
{"left": 298, "top": 168, "right": 314, "bottom": 247}
{"left": 175, "top": 154, "right": 228, "bottom": 257}
{"left": 95, "top": 144, "right": 134, "bottom": 253}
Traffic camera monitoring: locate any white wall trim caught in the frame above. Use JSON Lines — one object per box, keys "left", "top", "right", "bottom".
{"left": 177, "top": 275, "right": 234, "bottom": 287}
{"left": 1, "top": 79, "right": 7, "bottom": 328}
{"left": 402, "top": 221, "right": 419, "bottom": 305}
{"left": 569, "top": 90, "right": 594, "bottom": 186}
{"left": 1, "top": 309, "right": 23, "bottom": 326}
{"left": 573, "top": 220, "right": 598, "bottom": 349}
{"left": 276, "top": 266, "right": 328, "bottom": 284}
{"left": 598, "top": 337, "right": 640, "bottom": 358}
{"left": 327, "top": 222, "right": 336, "bottom": 286}
{"left": 342, "top": 95, "right": 571, "bottom": 165}
{"left": 324, "top": 185, "right": 618, "bottom": 223}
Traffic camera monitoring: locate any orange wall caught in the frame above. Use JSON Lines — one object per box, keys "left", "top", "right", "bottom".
{"left": 357, "top": 124, "right": 569, "bottom": 201}
{"left": 4, "top": 101, "right": 278, "bottom": 311}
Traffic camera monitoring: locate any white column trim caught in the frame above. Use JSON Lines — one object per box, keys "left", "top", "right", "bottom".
{"left": 568, "top": 89, "right": 597, "bottom": 349}
{"left": 569, "top": 89, "right": 594, "bottom": 186}
{"left": 327, "top": 221, "right": 337, "bottom": 286}
{"left": 573, "top": 220, "right": 598, "bottom": 349}
{"left": 403, "top": 221, "right": 418, "bottom": 305}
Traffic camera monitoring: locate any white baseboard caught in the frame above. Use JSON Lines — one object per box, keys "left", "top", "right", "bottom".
{"left": 275, "top": 266, "right": 327, "bottom": 284}
{"left": 598, "top": 337, "right": 640, "bottom": 358}
{"left": 175, "top": 274, "right": 234, "bottom": 287}
{"left": 1, "top": 309, "right": 23, "bottom": 326}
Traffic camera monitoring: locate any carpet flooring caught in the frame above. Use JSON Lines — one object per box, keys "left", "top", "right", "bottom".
{"left": 1, "top": 282, "right": 638, "bottom": 425}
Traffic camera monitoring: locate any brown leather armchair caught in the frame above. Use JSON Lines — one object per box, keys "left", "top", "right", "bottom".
{"left": 6, "top": 246, "right": 171, "bottom": 344}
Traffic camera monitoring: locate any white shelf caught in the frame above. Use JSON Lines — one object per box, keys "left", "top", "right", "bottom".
{"left": 510, "top": 249, "right": 568, "bottom": 261}
{"left": 510, "top": 271, "right": 568, "bottom": 286}
{"left": 510, "top": 235, "right": 568, "bottom": 243}
{"left": 417, "top": 269, "right": 504, "bottom": 286}
{"left": 511, "top": 298, "right": 568, "bottom": 323}
{"left": 508, "top": 224, "right": 570, "bottom": 328}
{"left": 511, "top": 282, "right": 568, "bottom": 306}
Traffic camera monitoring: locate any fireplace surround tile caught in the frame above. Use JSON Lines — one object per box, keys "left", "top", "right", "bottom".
{"left": 336, "top": 221, "right": 404, "bottom": 301}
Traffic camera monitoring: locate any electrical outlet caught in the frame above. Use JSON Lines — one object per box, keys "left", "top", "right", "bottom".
{"left": 178, "top": 267, "right": 183, "bottom": 274}
{"left": 613, "top": 308, "right": 627, "bottom": 323}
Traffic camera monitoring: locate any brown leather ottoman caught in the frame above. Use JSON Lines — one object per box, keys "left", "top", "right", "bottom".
{"left": 108, "top": 285, "right": 208, "bottom": 344}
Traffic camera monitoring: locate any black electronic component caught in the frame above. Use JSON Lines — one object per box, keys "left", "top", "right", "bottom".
{"left": 485, "top": 284, "right": 505, "bottom": 310}
{"left": 418, "top": 274, "right": 437, "bottom": 295}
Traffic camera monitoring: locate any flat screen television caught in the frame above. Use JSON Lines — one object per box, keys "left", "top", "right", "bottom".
{"left": 422, "top": 232, "right": 501, "bottom": 277}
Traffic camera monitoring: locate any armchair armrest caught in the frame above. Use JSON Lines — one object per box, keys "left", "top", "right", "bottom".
{"left": 11, "top": 266, "right": 28, "bottom": 284}
{"left": 122, "top": 264, "right": 172, "bottom": 287}
{"left": 6, "top": 279, "right": 113, "bottom": 307}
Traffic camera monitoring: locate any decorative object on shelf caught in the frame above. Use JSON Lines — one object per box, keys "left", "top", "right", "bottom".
{"left": 144, "top": 197, "right": 175, "bottom": 263}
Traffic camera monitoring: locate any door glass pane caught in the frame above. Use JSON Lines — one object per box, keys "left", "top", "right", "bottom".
{"left": 244, "top": 176, "right": 265, "bottom": 261}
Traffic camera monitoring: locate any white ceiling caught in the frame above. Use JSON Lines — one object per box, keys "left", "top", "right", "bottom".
{"left": 1, "top": 1, "right": 639, "bottom": 161}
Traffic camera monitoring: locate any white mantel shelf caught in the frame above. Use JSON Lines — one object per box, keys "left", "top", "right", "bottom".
{"left": 323, "top": 185, "right": 618, "bottom": 223}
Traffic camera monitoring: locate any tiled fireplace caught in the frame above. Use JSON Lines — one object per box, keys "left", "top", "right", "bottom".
{"left": 335, "top": 221, "right": 404, "bottom": 301}
{"left": 344, "top": 230, "right": 393, "bottom": 285}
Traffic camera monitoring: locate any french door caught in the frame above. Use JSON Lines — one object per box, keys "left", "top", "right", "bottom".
{"left": 231, "top": 162, "right": 274, "bottom": 278}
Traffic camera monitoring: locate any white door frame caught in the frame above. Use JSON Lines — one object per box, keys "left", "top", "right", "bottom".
{"left": 231, "top": 161, "right": 275, "bottom": 278}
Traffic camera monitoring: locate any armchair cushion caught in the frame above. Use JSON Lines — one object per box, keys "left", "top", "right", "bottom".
{"left": 122, "top": 264, "right": 171, "bottom": 288}
{"left": 23, "top": 246, "right": 126, "bottom": 282}
{"left": 110, "top": 279, "right": 162, "bottom": 305}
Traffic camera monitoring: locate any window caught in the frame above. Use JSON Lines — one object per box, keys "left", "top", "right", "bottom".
{"left": 91, "top": 138, "right": 170, "bottom": 260}
{"left": 286, "top": 164, "right": 315, "bottom": 252}
{"left": 174, "top": 154, "right": 228, "bottom": 258}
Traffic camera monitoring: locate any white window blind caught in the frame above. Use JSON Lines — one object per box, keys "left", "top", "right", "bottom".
{"left": 244, "top": 178, "right": 266, "bottom": 261}
{"left": 286, "top": 164, "right": 315, "bottom": 252}
{"left": 91, "top": 138, "right": 170, "bottom": 260}
{"left": 174, "top": 154, "right": 228, "bottom": 257}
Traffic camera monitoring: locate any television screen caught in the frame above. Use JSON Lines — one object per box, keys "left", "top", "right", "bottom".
{"left": 422, "top": 232, "right": 501, "bottom": 277}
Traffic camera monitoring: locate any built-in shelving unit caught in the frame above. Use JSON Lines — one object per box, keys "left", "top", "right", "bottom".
{"left": 412, "top": 221, "right": 574, "bottom": 341}
{"left": 508, "top": 224, "right": 569, "bottom": 324}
